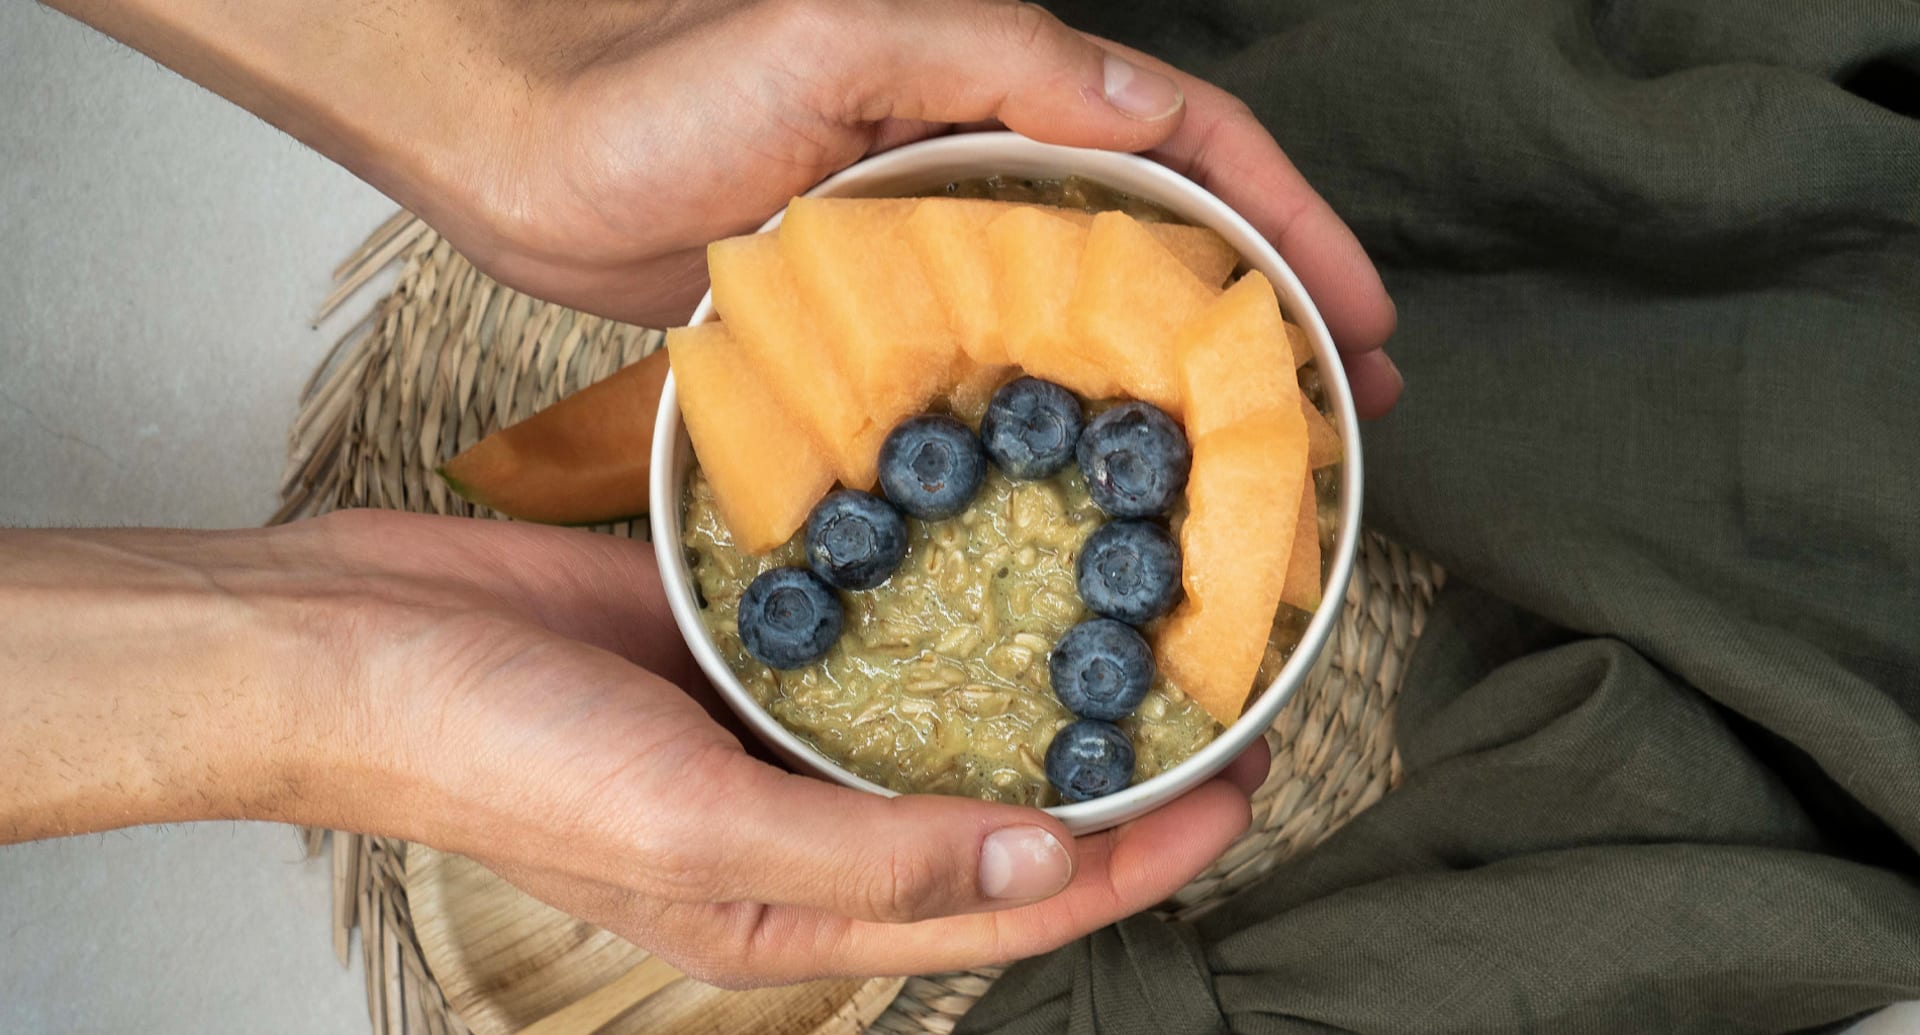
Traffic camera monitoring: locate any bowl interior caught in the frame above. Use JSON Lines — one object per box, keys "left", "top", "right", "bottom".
{"left": 650, "top": 133, "right": 1363, "bottom": 835}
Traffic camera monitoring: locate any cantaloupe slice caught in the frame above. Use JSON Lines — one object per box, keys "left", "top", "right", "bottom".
{"left": 1153, "top": 411, "right": 1309, "bottom": 724}
{"left": 902, "top": 197, "right": 1234, "bottom": 371}
{"left": 779, "top": 197, "right": 958, "bottom": 426}
{"left": 1066, "top": 211, "right": 1216, "bottom": 414}
{"left": 439, "top": 348, "right": 669, "bottom": 525}
{"left": 665, "top": 322, "right": 835, "bottom": 553}
{"left": 1009, "top": 208, "right": 1233, "bottom": 285}
{"left": 905, "top": 200, "right": 1008, "bottom": 366}
{"left": 1280, "top": 468, "right": 1323, "bottom": 611}
{"left": 985, "top": 206, "right": 1120, "bottom": 400}
{"left": 708, "top": 232, "right": 876, "bottom": 488}
{"left": 950, "top": 361, "right": 1015, "bottom": 423}
{"left": 1174, "top": 271, "right": 1300, "bottom": 440}
{"left": 1301, "top": 395, "right": 1343, "bottom": 468}
{"left": 1285, "top": 320, "right": 1313, "bottom": 368}
{"left": 1148, "top": 224, "right": 1239, "bottom": 288}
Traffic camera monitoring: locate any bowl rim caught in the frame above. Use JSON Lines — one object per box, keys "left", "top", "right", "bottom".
{"left": 649, "top": 132, "right": 1364, "bottom": 831}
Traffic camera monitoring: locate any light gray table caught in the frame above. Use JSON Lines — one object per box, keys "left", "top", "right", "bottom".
{"left": 3, "top": 5, "right": 1915, "bottom": 1034}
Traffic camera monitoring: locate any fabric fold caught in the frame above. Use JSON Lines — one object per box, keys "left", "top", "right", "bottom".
{"left": 961, "top": 0, "right": 1920, "bottom": 1031}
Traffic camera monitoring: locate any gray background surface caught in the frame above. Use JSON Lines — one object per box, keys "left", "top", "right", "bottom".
{"left": 1, "top": 3, "right": 1915, "bottom": 1033}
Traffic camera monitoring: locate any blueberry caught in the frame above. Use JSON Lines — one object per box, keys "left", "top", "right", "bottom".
{"left": 878, "top": 415, "right": 987, "bottom": 520}
{"left": 1044, "top": 719, "right": 1136, "bottom": 803}
{"left": 737, "top": 567, "right": 843, "bottom": 669}
{"left": 1076, "top": 402, "right": 1191, "bottom": 518}
{"left": 1049, "top": 618, "right": 1155, "bottom": 721}
{"left": 805, "top": 490, "right": 907, "bottom": 590}
{"left": 981, "top": 377, "right": 1085, "bottom": 480}
{"left": 1077, "top": 520, "right": 1182, "bottom": 625}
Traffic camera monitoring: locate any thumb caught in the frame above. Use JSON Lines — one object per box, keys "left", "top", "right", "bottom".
{"left": 677, "top": 748, "right": 1079, "bottom": 924}
{"left": 847, "top": 1, "right": 1185, "bottom": 150}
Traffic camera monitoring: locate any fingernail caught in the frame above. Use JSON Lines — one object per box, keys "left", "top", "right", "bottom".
{"left": 1103, "top": 55, "right": 1183, "bottom": 121}
{"left": 979, "top": 826, "right": 1072, "bottom": 900}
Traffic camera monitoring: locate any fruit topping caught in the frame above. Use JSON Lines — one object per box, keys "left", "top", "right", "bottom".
{"left": 805, "top": 490, "right": 908, "bottom": 591}
{"left": 1076, "top": 402, "right": 1192, "bottom": 518}
{"left": 1065, "top": 210, "right": 1215, "bottom": 414}
{"left": 877, "top": 415, "right": 988, "bottom": 520}
{"left": 1076, "top": 520, "right": 1182, "bottom": 625}
{"left": 1049, "top": 618, "right": 1156, "bottom": 721}
{"left": 665, "top": 323, "right": 836, "bottom": 553}
{"left": 1044, "top": 719, "right": 1136, "bottom": 803}
{"left": 738, "top": 567, "right": 844, "bottom": 669}
{"left": 980, "top": 377, "right": 1085, "bottom": 480}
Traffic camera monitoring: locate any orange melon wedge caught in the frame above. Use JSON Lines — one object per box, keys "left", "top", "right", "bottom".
{"left": 1148, "top": 224, "right": 1239, "bottom": 288}
{"left": 1285, "top": 320, "right": 1313, "bottom": 368}
{"left": 1065, "top": 211, "right": 1216, "bottom": 414}
{"left": 1301, "top": 395, "right": 1343, "bottom": 469}
{"left": 905, "top": 200, "right": 1009, "bottom": 367}
{"left": 1154, "top": 409, "right": 1309, "bottom": 725}
{"left": 779, "top": 197, "right": 958, "bottom": 428}
{"left": 1280, "top": 468, "right": 1323, "bottom": 612}
{"left": 1174, "top": 271, "right": 1300, "bottom": 440}
{"left": 707, "top": 232, "right": 877, "bottom": 488}
{"left": 438, "top": 348, "right": 669, "bottom": 526}
{"left": 985, "top": 206, "right": 1120, "bottom": 400}
{"left": 950, "top": 362, "right": 1016, "bottom": 422}
{"left": 665, "top": 322, "right": 836, "bottom": 553}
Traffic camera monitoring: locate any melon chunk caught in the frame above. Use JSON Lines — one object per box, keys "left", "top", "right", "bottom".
{"left": 779, "top": 197, "right": 958, "bottom": 425}
{"left": 1281, "top": 468, "right": 1323, "bottom": 611}
{"left": 707, "top": 232, "right": 874, "bottom": 487}
{"left": 1154, "top": 411, "right": 1308, "bottom": 724}
{"left": 1174, "top": 271, "right": 1300, "bottom": 440}
{"left": 1066, "top": 211, "right": 1216, "bottom": 414}
{"left": 665, "top": 322, "right": 835, "bottom": 553}
{"left": 985, "top": 207, "right": 1120, "bottom": 399}
{"left": 1301, "top": 395, "right": 1343, "bottom": 468}
{"left": 1147, "top": 224, "right": 1239, "bottom": 288}
{"left": 1285, "top": 320, "right": 1313, "bottom": 368}
{"left": 1043, "top": 211, "right": 1234, "bottom": 287}
{"left": 905, "top": 200, "right": 1009, "bottom": 366}
{"left": 439, "top": 348, "right": 669, "bottom": 526}
{"left": 949, "top": 361, "right": 1015, "bottom": 423}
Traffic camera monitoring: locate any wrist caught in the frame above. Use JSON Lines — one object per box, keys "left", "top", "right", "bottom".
{"left": 0, "top": 524, "right": 392, "bottom": 841}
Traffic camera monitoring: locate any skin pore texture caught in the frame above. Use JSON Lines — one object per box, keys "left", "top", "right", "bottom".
{"left": 16, "top": 0, "right": 1394, "bottom": 985}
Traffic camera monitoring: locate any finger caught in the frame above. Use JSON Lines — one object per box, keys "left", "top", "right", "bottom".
{"left": 665, "top": 749, "right": 1081, "bottom": 924}
{"left": 834, "top": 1, "right": 1187, "bottom": 152}
{"left": 1223, "top": 738, "right": 1273, "bottom": 796}
{"left": 1343, "top": 347, "right": 1406, "bottom": 421}
{"left": 725, "top": 773, "right": 1254, "bottom": 981}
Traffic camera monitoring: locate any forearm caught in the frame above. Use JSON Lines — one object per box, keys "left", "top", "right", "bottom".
{"left": 0, "top": 526, "right": 378, "bottom": 843}
{"left": 37, "top": 0, "right": 555, "bottom": 249}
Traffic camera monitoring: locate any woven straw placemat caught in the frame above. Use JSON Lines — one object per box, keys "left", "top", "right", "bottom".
{"left": 278, "top": 212, "right": 1445, "bottom": 1035}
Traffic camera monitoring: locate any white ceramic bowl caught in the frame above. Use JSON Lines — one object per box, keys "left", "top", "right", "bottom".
{"left": 650, "top": 132, "right": 1363, "bottom": 835}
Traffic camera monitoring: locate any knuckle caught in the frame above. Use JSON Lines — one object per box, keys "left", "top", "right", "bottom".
{"left": 623, "top": 744, "right": 752, "bottom": 898}
{"left": 995, "top": 2, "right": 1062, "bottom": 55}
{"left": 866, "top": 846, "right": 950, "bottom": 923}
{"left": 651, "top": 907, "right": 788, "bottom": 989}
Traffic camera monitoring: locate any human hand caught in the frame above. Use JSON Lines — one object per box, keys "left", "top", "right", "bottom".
{"left": 434, "top": 0, "right": 1403, "bottom": 417}
{"left": 0, "top": 511, "right": 1265, "bottom": 986}
{"left": 44, "top": 0, "right": 1399, "bottom": 416}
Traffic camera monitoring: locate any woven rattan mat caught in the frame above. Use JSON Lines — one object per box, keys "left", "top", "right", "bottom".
{"left": 278, "top": 212, "right": 1444, "bottom": 1035}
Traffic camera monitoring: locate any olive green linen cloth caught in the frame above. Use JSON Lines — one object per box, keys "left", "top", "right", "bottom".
{"left": 959, "top": 1, "right": 1920, "bottom": 1032}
